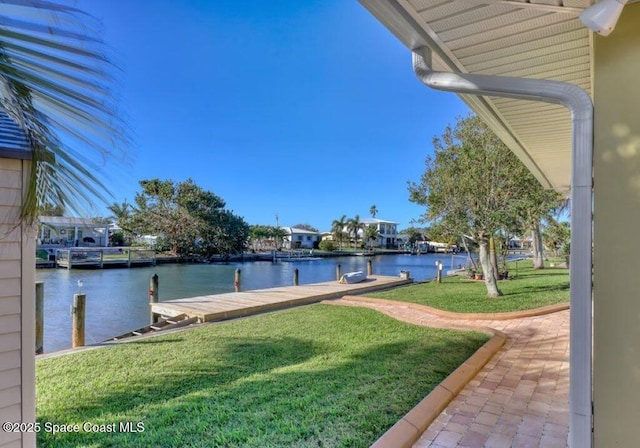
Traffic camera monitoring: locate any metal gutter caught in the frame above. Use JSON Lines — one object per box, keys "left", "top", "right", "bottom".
{"left": 412, "top": 47, "right": 593, "bottom": 448}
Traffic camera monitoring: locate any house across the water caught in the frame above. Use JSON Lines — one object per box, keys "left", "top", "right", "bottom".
{"left": 38, "top": 216, "right": 110, "bottom": 247}
{"left": 282, "top": 227, "right": 322, "bottom": 249}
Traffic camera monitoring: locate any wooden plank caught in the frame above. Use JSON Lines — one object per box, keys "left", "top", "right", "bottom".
{"left": 0, "top": 386, "right": 20, "bottom": 409}
{"left": 0, "top": 188, "right": 20, "bottom": 207}
{"left": 0, "top": 260, "right": 19, "bottom": 279}
{"left": 0, "top": 368, "right": 19, "bottom": 391}
{"left": 0, "top": 436, "right": 22, "bottom": 448}
{"left": 0, "top": 225, "right": 20, "bottom": 242}
{"left": 0, "top": 350, "right": 20, "bottom": 372}
{"left": 0, "top": 206, "right": 19, "bottom": 228}
{"left": 0, "top": 158, "right": 22, "bottom": 172}
{"left": 0, "top": 243, "right": 20, "bottom": 261}
{"left": 0, "top": 315, "right": 20, "bottom": 335}
{"left": 0, "top": 403, "right": 21, "bottom": 424}
{"left": 0, "top": 333, "right": 20, "bottom": 353}
{"left": 1, "top": 278, "right": 23, "bottom": 298}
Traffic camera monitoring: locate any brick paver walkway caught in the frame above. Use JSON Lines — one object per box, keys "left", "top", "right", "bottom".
{"left": 330, "top": 298, "right": 569, "bottom": 448}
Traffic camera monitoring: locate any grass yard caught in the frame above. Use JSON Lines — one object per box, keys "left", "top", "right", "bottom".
{"left": 37, "top": 304, "right": 488, "bottom": 448}
{"left": 367, "top": 259, "right": 569, "bottom": 313}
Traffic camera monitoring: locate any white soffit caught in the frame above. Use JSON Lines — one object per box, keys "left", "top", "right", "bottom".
{"left": 360, "top": 0, "right": 593, "bottom": 193}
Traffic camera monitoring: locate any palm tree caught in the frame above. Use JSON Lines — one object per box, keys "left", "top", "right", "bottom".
{"left": 347, "top": 215, "right": 363, "bottom": 249}
{"left": 0, "top": 1, "right": 129, "bottom": 223}
{"left": 331, "top": 214, "right": 347, "bottom": 249}
{"left": 363, "top": 224, "right": 380, "bottom": 251}
{"left": 369, "top": 204, "right": 378, "bottom": 218}
{"left": 108, "top": 200, "right": 131, "bottom": 223}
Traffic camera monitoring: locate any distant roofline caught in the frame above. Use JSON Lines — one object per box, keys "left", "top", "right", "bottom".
{"left": 360, "top": 218, "right": 398, "bottom": 225}
{"left": 39, "top": 216, "right": 105, "bottom": 226}
{"left": 283, "top": 226, "right": 322, "bottom": 235}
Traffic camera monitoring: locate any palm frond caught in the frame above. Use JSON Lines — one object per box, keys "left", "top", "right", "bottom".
{"left": 0, "top": 0, "right": 130, "bottom": 223}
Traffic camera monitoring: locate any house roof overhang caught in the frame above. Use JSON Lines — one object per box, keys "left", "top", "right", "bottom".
{"left": 0, "top": 109, "right": 31, "bottom": 160}
{"left": 359, "top": 0, "right": 598, "bottom": 194}
{"left": 39, "top": 216, "right": 102, "bottom": 227}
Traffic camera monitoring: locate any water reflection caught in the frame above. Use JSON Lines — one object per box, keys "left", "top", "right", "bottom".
{"left": 36, "top": 253, "right": 469, "bottom": 352}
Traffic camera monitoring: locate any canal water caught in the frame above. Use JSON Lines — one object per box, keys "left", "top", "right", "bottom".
{"left": 36, "top": 253, "right": 470, "bottom": 353}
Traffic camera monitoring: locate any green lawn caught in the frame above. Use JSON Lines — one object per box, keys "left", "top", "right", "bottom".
{"left": 37, "top": 304, "right": 488, "bottom": 448}
{"left": 367, "top": 259, "right": 569, "bottom": 313}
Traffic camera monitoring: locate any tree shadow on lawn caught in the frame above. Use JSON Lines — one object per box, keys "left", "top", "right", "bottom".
{"left": 510, "top": 271, "right": 569, "bottom": 280}
{"left": 37, "top": 336, "right": 318, "bottom": 443}
{"left": 501, "top": 282, "right": 569, "bottom": 297}
{"left": 37, "top": 335, "right": 485, "bottom": 448}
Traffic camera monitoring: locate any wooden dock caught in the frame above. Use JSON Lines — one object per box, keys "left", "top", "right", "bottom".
{"left": 56, "top": 248, "right": 156, "bottom": 269}
{"left": 150, "top": 275, "right": 412, "bottom": 323}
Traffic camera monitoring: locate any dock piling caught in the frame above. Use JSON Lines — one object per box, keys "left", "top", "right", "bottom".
{"left": 149, "top": 274, "right": 159, "bottom": 324}
{"left": 367, "top": 259, "right": 373, "bottom": 276}
{"left": 71, "top": 293, "right": 86, "bottom": 348}
{"left": 293, "top": 268, "right": 299, "bottom": 286}
{"left": 336, "top": 264, "right": 341, "bottom": 281}
{"left": 235, "top": 269, "right": 241, "bottom": 292}
{"left": 35, "top": 282, "right": 43, "bottom": 354}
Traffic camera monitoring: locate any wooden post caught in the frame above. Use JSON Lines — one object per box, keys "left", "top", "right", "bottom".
{"left": 99, "top": 250, "right": 104, "bottom": 269}
{"left": 293, "top": 268, "right": 299, "bottom": 286}
{"left": 367, "top": 258, "right": 373, "bottom": 276}
{"left": 35, "top": 282, "right": 44, "bottom": 355}
{"left": 149, "top": 274, "right": 159, "bottom": 324}
{"left": 234, "top": 269, "right": 241, "bottom": 292}
{"left": 71, "top": 293, "right": 86, "bottom": 348}
{"left": 127, "top": 249, "right": 132, "bottom": 267}
{"left": 336, "top": 264, "right": 342, "bottom": 281}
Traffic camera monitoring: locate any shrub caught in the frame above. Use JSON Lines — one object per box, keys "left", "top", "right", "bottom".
{"left": 36, "top": 249, "right": 49, "bottom": 260}
{"left": 109, "top": 231, "right": 125, "bottom": 246}
{"left": 319, "top": 240, "right": 335, "bottom": 252}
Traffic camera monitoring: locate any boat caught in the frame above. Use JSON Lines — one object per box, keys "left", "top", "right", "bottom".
{"left": 339, "top": 271, "right": 367, "bottom": 284}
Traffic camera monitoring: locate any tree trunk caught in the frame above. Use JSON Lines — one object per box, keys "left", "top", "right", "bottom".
{"left": 461, "top": 235, "right": 478, "bottom": 271}
{"left": 532, "top": 223, "right": 545, "bottom": 269}
{"left": 479, "top": 237, "right": 502, "bottom": 297}
{"left": 489, "top": 235, "right": 499, "bottom": 282}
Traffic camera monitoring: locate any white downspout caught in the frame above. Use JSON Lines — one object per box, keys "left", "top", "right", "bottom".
{"left": 412, "top": 47, "right": 593, "bottom": 448}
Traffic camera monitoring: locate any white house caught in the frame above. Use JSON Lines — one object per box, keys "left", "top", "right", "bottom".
{"left": 38, "top": 216, "right": 110, "bottom": 247}
{"left": 359, "top": 218, "right": 398, "bottom": 248}
{"left": 282, "top": 227, "right": 322, "bottom": 249}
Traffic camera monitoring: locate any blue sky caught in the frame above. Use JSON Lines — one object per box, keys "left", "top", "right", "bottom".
{"left": 79, "top": 0, "right": 469, "bottom": 231}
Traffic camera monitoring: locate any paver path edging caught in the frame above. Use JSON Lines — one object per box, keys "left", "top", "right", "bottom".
{"left": 341, "top": 295, "right": 569, "bottom": 320}
{"left": 324, "top": 296, "right": 570, "bottom": 448}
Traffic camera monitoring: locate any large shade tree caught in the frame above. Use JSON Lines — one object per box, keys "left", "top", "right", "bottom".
{"left": 0, "top": 1, "right": 130, "bottom": 223}
{"left": 408, "top": 115, "right": 562, "bottom": 297}
{"left": 124, "top": 178, "right": 248, "bottom": 259}
{"left": 249, "top": 224, "right": 286, "bottom": 251}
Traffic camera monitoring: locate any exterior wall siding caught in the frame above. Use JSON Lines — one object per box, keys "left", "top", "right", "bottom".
{"left": 593, "top": 5, "right": 640, "bottom": 447}
{"left": 0, "top": 157, "right": 35, "bottom": 448}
